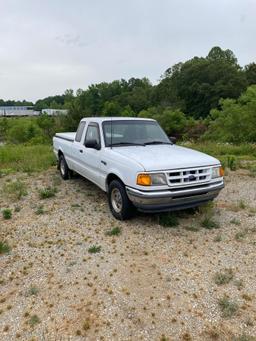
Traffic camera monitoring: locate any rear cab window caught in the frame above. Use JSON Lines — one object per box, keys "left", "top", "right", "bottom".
{"left": 75, "top": 121, "right": 86, "bottom": 142}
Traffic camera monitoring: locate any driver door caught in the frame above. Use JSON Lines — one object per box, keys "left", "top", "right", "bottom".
{"left": 78, "top": 122, "right": 102, "bottom": 185}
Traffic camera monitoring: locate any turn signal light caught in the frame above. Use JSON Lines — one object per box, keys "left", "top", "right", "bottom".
{"left": 220, "top": 166, "right": 225, "bottom": 177}
{"left": 137, "top": 173, "right": 151, "bottom": 186}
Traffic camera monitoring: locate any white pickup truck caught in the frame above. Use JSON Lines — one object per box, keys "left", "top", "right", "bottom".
{"left": 53, "top": 117, "right": 224, "bottom": 220}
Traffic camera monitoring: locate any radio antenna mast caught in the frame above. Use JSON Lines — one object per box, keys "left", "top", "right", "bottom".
{"left": 110, "top": 116, "right": 113, "bottom": 149}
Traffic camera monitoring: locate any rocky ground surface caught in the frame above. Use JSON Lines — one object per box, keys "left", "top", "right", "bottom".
{"left": 0, "top": 168, "right": 256, "bottom": 341}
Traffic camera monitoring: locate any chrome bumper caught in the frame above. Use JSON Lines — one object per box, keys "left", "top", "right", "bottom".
{"left": 126, "top": 181, "right": 224, "bottom": 213}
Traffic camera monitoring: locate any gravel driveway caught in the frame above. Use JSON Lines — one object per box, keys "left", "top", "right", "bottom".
{"left": 0, "top": 168, "right": 256, "bottom": 341}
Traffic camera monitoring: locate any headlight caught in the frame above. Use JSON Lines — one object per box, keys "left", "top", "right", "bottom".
{"left": 212, "top": 166, "right": 224, "bottom": 178}
{"left": 137, "top": 173, "right": 167, "bottom": 186}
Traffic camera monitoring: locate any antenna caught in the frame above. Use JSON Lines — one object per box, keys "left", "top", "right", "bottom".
{"left": 110, "top": 116, "right": 113, "bottom": 149}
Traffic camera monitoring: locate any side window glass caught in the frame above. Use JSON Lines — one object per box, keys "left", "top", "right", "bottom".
{"left": 85, "top": 125, "right": 100, "bottom": 145}
{"left": 75, "top": 122, "right": 86, "bottom": 142}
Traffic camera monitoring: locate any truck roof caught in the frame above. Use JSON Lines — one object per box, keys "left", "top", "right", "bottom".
{"left": 80, "top": 117, "right": 155, "bottom": 123}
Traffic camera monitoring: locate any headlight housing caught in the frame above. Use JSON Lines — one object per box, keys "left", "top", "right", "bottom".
{"left": 137, "top": 173, "right": 167, "bottom": 186}
{"left": 212, "top": 166, "right": 224, "bottom": 178}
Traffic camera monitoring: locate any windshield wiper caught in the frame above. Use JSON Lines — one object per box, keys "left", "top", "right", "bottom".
{"left": 109, "top": 142, "right": 145, "bottom": 147}
{"left": 144, "top": 141, "right": 172, "bottom": 145}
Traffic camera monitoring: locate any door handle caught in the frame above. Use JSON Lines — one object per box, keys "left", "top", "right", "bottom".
{"left": 79, "top": 149, "right": 83, "bottom": 153}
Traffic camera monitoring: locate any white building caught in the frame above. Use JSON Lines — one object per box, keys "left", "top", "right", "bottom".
{"left": 0, "top": 106, "right": 40, "bottom": 117}
{"left": 42, "top": 109, "right": 68, "bottom": 116}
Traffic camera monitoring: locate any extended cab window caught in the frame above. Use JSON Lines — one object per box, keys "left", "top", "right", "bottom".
{"left": 85, "top": 124, "right": 101, "bottom": 146}
{"left": 75, "top": 121, "right": 86, "bottom": 142}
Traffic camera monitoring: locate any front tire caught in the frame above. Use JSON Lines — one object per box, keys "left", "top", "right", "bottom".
{"left": 108, "top": 180, "right": 135, "bottom": 220}
{"left": 58, "top": 154, "right": 70, "bottom": 180}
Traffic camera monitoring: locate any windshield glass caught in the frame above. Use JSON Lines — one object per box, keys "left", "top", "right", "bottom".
{"left": 102, "top": 120, "right": 170, "bottom": 147}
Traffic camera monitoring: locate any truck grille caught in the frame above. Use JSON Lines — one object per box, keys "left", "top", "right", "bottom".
{"left": 166, "top": 167, "right": 211, "bottom": 187}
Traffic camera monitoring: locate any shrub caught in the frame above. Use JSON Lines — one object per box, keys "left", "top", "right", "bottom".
{"left": 105, "top": 227, "right": 121, "bottom": 236}
{"left": 2, "top": 209, "right": 12, "bottom": 220}
{"left": 218, "top": 296, "right": 239, "bottom": 318}
{"left": 201, "top": 217, "right": 220, "bottom": 229}
{"left": 2, "top": 180, "right": 28, "bottom": 200}
{"left": 227, "top": 156, "right": 238, "bottom": 170}
{"left": 0, "top": 241, "right": 11, "bottom": 254}
{"left": 159, "top": 213, "right": 179, "bottom": 228}
{"left": 214, "top": 269, "right": 234, "bottom": 285}
{"left": 39, "top": 186, "right": 57, "bottom": 199}
{"left": 88, "top": 245, "right": 101, "bottom": 254}
{"left": 28, "top": 314, "right": 40, "bottom": 327}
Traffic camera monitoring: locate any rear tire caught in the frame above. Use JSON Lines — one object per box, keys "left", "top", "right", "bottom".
{"left": 58, "top": 154, "right": 70, "bottom": 180}
{"left": 108, "top": 180, "right": 135, "bottom": 220}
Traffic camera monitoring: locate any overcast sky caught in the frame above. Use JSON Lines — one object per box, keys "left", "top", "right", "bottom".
{"left": 0, "top": 0, "right": 255, "bottom": 102}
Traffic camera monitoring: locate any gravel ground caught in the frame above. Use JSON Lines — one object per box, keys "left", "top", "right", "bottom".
{"left": 0, "top": 168, "right": 256, "bottom": 341}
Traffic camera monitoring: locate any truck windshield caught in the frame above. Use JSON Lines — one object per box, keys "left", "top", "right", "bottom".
{"left": 102, "top": 120, "right": 171, "bottom": 147}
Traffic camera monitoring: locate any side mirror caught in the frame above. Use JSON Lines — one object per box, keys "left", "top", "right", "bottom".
{"left": 85, "top": 139, "right": 100, "bottom": 150}
{"left": 169, "top": 136, "right": 177, "bottom": 144}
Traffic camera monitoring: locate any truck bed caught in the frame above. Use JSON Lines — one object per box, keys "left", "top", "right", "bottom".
{"left": 55, "top": 132, "right": 76, "bottom": 142}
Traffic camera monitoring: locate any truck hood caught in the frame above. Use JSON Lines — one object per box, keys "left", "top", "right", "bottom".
{"left": 112, "top": 144, "right": 220, "bottom": 171}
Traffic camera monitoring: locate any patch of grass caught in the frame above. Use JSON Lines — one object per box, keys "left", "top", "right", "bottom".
{"left": 0, "top": 241, "right": 11, "bottom": 255}
{"left": 235, "top": 230, "right": 247, "bottom": 241}
{"left": 232, "top": 335, "right": 256, "bottom": 341}
{"left": 0, "top": 144, "right": 55, "bottom": 173}
{"left": 27, "top": 286, "right": 39, "bottom": 296}
{"left": 218, "top": 296, "right": 239, "bottom": 318}
{"left": 183, "top": 142, "right": 256, "bottom": 161}
{"left": 88, "top": 245, "right": 101, "bottom": 254}
{"left": 214, "top": 269, "right": 234, "bottom": 285}
{"left": 185, "top": 224, "right": 200, "bottom": 232}
{"left": 227, "top": 156, "right": 238, "bottom": 171}
{"left": 2, "top": 179, "right": 28, "bottom": 200}
{"left": 230, "top": 218, "right": 241, "bottom": 225}
{"left": 2, "top": 208, "right": 12, "bottom": 220}
{"left": 39, "top": 186, "right": 57, "bottom": 199}
{"left": 35, "top": 205, "right": 45, "bottom": 215}
{"left": 28, "top": 314, "right": 40, "bottom": 327}
{"left": 214, "top": 234, "right": 223, "bottom": 242}
{"left": 159, "top": 213, "right": 179, "bottom": 228}
{"left": 105, "top": 227, "right": 121, "bottom": 236}
{"left": 201, "top": 216, "right": 220, "bottom": 229}
{"left": 238, "top": 200, "right": 246, "bottom": 209}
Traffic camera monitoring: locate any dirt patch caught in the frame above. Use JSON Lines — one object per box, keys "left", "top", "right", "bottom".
{"left": 0, "top": 168, "right": 256, "bottom": 340}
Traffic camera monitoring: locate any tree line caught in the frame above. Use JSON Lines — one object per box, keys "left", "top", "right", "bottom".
{"left": 1, "top": 46, "right": 256, "bottom": 143}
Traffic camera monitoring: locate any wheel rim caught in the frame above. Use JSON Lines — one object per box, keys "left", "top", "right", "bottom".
{"left": 111, "top": 188, "right": 123, "bottom": 213}
{"left": 60, "top": 159, "right": 65, "bottom": 176}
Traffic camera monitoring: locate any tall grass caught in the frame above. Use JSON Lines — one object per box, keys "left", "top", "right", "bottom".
{"left": 182, "top": 142, "right": 256, "bottom": 160}
{"left": 0, "top": 144, "right": 55, "bottom": 173}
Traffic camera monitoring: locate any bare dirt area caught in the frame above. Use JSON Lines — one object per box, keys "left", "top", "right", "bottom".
{"left": 0, "top": 168, "right": 256, "bottom": 341}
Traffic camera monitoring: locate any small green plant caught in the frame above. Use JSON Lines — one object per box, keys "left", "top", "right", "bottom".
{"left": 35, "top": 205, "right": 45, "bottom": 215}
{"left": 201, "top": 216, "right": 220, "bottom": 229}
{"left": 238, "top": 200, "right": 246, "bottom": 209}
{"left": 218, "top": 296, "right": 239, "bottom": 318}
{"left": 234, "top": 279, "right": 244, "bottom": 290}
{"left": 2, "top": 208, "right": 12, "bottom": 220}
{"left": 159, "top": 213, "right": 179, "bottom": 228}
{"left": 2, "top": 180, "right": 28, "bottom": 200}
{"left": 214, "top": 234, "right": 223, "bottom": 242}
{"left": 227, "top": 156, "right": 238, "bottom": 171}
{"left": 235, "top": 230, "right": 247, "bottom": 241}
{"left": 185, "top": 224, "right": 200, "bottom": 232}
{"left": 232, "top": 335, "right": 256, "bottom": 341}
{"left": 28, "top": 314, "right": 40, "bottom": 327}
{"left": 230, "top": 218, "right": 241, "bottom": 225}
{"left": 214, "top": 269, "right": 234, "bottom": 285}
{"left": 88, "top": 245, "right": 101, "bottom": 254}
{"left": 27, "top": 286, "right": 39, "bottom": 296}
{"left": 0, "top": 241, "right": 11, "bottom": 255}
{"left": 105, "top": 227, "right": 121, "bottom": 236}
{"left": 39, "top": 186, "right": 57, "bottom": 199}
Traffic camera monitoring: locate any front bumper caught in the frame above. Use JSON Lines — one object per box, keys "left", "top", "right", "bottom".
{"left": 126, "top": 181, "right": 224, "bottom": 213}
